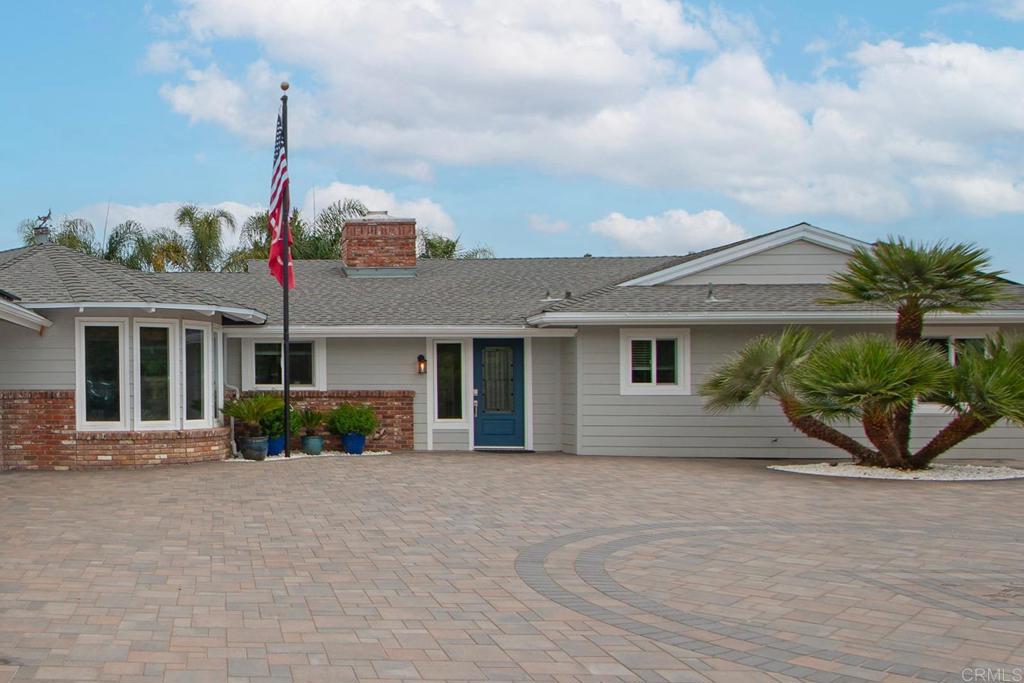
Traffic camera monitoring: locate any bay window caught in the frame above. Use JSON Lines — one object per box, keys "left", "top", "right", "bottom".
{"left": 620, "top": 328, "right": 691, "bottom": 395}
{"left": 75, "top": 317, "right": 217, "bottom": 431}
{"left": 76, "top": 319, "right": 128, "bottom": 430}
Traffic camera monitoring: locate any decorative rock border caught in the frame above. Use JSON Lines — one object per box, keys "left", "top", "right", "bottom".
{"left": 768, "top": 462, "right": 1024, "bottom": 481}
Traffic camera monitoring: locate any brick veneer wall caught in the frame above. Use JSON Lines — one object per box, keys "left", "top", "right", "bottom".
{"left": 240, "top": 390, "right": 415, "bottom": 452}
{"left": 341, "top": 218, "right": 417, "bottom": 269}
{"left": 0, "top": 390, "right": 231, "bottom": 471}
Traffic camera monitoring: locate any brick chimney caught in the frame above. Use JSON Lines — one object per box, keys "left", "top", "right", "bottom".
{"left": 341, "top": 211, "right": 417, "bottom": 273}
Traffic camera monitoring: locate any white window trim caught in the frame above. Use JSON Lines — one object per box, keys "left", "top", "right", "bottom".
{"left": 432, "top": 339, "right": 469, "bottom": 428}
{"left": 240, "top": 338, "right": 326, "bottom": 391}
{"left": 133, "top": 319, "right": 179, "bottom": 431}
{"left": 183, "top": 321, "right": 214, "bottom": 429}
{"left": 915, "top": 327, "right": 997, "bottom": 415}
{"left": 619, "top": 328, "right": 691, "bottom": 396}
{"left": 75, "top": 318, "right": 130, "bottom": 432}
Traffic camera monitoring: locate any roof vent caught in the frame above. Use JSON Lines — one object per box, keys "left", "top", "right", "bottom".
{"left": 705, "top": 283, "right": 729, "bottom": 303}
{"left": 540, "top": 289, "right": 569, "bottom": 302}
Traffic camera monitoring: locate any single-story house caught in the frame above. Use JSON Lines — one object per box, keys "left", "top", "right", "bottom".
{"left": 1, "top": 214, "right": 1022, "bottom": 470}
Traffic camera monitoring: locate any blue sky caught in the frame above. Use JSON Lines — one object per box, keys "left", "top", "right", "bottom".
{"left": 2, "top": 1, "right": 1023, "bottom": 278}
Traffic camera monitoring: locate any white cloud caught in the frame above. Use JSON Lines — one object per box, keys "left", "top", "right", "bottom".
{"left": 913, "top": 174, "right": 1024, "bottom": 214}
{"left": 527, "top": 214, "right": 571, "bottom": 234}
{"left": 990, "top": 1, "right": 1024, "bottom": 20}
{"left": 301, "top": 183, "right": 456, "bottom": 236}
{"left": 589, "top": 209, "right": 748, "bottom": 254}
{"left": 152, "top": 1, "right": 1024, "bottom": 219}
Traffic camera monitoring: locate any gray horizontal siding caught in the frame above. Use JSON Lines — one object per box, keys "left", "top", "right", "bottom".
{"left": 0, "top": 309, "right": 75, "bottom": 389}
{"left": 578, "top": 324, "right": 1024, "bottom": 459}
{"left": 433, "top": 428, "right": 469, "bottom": 450}
{"left": 531, "top": 338, "right": 561, "bottom": 451}
{"left": 560, "top": 337, "right": 577, "bottom": 453}
{"left": 668, "top": 240, "right": 851, "bottom": 285}
{"left": 325, "top": 338, "right": 427, "bottom": 450}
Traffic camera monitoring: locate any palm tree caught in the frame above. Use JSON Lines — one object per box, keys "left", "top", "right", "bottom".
{"left": 822, "top": 237, "right": 1009, "bottom": 458}
{"left": 703, "top": 330, "right": 1024, "bottom": 469}
{"left": 418, "top": 230, "right": 494, "bottom": 259}
{"left": 18, "top": 216, "right": 156, "bottom": 270}
{"left": 174, "top": 204, "right": 236, "bottom": 272}
{"left": 222, "top": 199, "right": 371, "bottom": 271}
{"left": 701, "top": 328, "right": 877, "bottom": 464}
{"left": 911, "top": 335, "right": 1024, "bottom": 467}
{"left": 790, "top": 335, "right": 953, "bottom": 468}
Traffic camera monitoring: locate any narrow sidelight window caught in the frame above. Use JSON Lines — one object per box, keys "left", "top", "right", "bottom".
{"left": 435, "top": 343, "right": 463, "bottom": 420}
{"left": 139, "top": 327, "right": 171, "bottom": 422}
{"left": 83, "top": 326, "right": 121, "bottom": 422}
{"left": 184, "top": 328, "right": 205, "bottom": 421}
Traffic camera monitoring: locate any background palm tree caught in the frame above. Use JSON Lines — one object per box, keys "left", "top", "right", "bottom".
{"left": 19, "top": 216, "right": 154, "bottom": 270}
{"left": 418, "top": 230, "right": 494, "bottom": 259}
{"left": 174, "top": 204, "right": 236, "bottom": 271}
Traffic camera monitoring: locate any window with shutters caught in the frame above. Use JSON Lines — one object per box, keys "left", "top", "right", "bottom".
{"left": 620, "top": 329, "right": 691, "bottom": 395}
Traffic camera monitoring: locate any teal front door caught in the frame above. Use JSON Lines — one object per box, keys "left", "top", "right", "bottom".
{"left": 473, "top": 339, "right": 525, "bottom": 447}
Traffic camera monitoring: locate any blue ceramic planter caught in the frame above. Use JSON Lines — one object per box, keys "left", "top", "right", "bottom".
{"left": 267, "top": 435, "right": 286, "bottom": 456}
{"left": 342, "top": 432, "right": 366, "bottom": 455}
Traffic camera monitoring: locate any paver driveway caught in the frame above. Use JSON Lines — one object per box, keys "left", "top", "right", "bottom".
{"left": 0, "top": 454, "right": 1021, "bottom": 683}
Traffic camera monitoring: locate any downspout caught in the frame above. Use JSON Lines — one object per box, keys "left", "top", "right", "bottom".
{"left": 224, "top": 383, "right": 241, "bottom": 458}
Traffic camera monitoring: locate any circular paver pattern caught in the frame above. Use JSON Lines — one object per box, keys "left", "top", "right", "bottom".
{"left": 517, "top": 522, "right": 1024, "bottom": 683}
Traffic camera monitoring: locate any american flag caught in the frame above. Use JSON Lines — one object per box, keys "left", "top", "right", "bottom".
{"left": 268, "top": 110, "right": 294, "bottom": 289}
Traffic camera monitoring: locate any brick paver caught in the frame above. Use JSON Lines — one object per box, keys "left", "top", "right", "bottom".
{"left": 0, "top": 454, "right": 1021, "bottom": 682}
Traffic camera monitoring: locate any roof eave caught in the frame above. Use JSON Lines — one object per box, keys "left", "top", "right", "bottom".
{"left": 527, "top": 310, "right": 1024, "bottom": 327}
{"left": 0, "top": 299, "right": 52, "bottom": 332}
{"left": 22, "top": 302, "right": 267, "bottom": 323}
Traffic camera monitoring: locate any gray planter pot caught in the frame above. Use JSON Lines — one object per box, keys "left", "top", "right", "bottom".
{"left": 301, "top": 435, "right": 324, "bottom": 455}
{"left": 238, "top": 435, "right": 269, "bottom": 461}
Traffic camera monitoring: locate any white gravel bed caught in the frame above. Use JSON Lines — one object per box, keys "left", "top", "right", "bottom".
{"left": 226, "top": 450, "right": 392, "bottom": 462}
{"left": 769, "top": 462, "right": 1024, "bottom": 481}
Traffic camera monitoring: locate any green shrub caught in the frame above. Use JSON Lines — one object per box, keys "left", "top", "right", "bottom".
{"left": 293, "top": 408, "right": 325, "bottom": 435}
{"left": 329, "top": 403, "right": 378, "bottom": 436}
{"left": 260, "top": 406, "right": 291, "bottom": 439}
{"left": 221, "top": 395, "right": 284, "bottom": 434}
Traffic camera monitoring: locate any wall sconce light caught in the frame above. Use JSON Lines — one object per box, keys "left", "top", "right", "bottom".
{"left": 417, "top": 354, "right": 427, "bottom": 374}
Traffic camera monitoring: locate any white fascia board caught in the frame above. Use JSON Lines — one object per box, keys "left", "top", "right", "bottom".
{"left": 23, "top": 301, "right": 267, "bottom": 323}
{"left": 224, "top": 324, "right": 577, "bottom": 339}
{"left": 527, "top": 310, "right": 1024, "bottom": 326}
{"left": 619, "top": 224, "right": 869, "bottom": 287}
{"left": 0, "top": 299, "right": 52, "bottom": 331}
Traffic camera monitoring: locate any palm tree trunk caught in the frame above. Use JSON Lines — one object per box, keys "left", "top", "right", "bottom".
{"left": 778, "top": 397, "right": 877, "bottom": 464}
{"left": 893, "top": 304, "right": 925, "bottom": 460}
{"left": 861, "top": 410, "right": 909, "bottom": 468}
{"left": 909, "top": 413, "right": 990, "bottom": 469}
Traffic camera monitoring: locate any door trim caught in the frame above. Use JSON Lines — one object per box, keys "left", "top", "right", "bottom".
{"left": 472, "top": 338, "right": 526, "bottom": 448}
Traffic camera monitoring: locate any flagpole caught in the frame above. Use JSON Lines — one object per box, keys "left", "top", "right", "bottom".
{"left": 280, "top": 81, "right": 291, "bottom": 458}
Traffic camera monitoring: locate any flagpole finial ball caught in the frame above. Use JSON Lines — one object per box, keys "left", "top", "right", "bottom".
{"left": 280, "top": 81, "right": 290, "bottom": 91}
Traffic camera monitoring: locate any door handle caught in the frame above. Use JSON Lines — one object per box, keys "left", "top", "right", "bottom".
{"left": 473, "top": 399, "right": 478, "bottom": 418}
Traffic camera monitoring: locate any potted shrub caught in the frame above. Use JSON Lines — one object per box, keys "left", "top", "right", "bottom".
{"left": 221, "top": 395, "right": 284, "bottom": 461}
{"left": 329, "top": 403, "right": 378, "bottom": 455}
{"left": 260, "top": 406, "right": 292, "bottom": 456}
{"left": 294, "top": 408, "right": 326, "bottom": 455}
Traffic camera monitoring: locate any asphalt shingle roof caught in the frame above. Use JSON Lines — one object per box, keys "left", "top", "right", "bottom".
{"left": 164, "top": 256, "right": 687, "bottom": 326}
{"left": 537, "top": 282, "right": 1024, "bottom": 315}
{"left": 0, "top": 243, "right": 260, "bottom": 313}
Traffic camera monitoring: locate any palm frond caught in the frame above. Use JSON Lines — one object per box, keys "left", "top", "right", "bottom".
{"left": 792, "top": 334, "right": 952, "bottom": 422}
